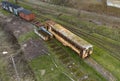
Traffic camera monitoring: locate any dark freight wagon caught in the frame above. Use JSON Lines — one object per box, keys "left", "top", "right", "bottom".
{"left": 19, "top": 9, "right": 35, "bottom": 21}
{"left": 1, "top": 1, "right": 23, "bottom": 15}
{"left": 2, "top": 1, "right": 35, "bottom": 21}
{"left": 12, "top": 5, "right": 23, "bottom": 15}
{"left": 2, "top": 1, "right": 10, "bottom": 11}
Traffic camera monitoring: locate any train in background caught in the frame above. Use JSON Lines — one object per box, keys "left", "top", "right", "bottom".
{"left": 1, "top": 1, "right": 35, "bottom": 21}
{"left": 1, "top": 1, "right": 93, "bottom": 59}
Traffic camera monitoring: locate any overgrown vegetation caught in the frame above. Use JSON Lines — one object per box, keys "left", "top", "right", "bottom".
{"left": 29, "top": 55, "right": 72, "bottom": 81}
{"left": 44, "top": 0, "right": 120, "bottom": 17}
{"left": 0, "top": 30, "right": 13, "bottom": 81}
{"left": 0, "top": 8, "right": 10, "bottom": 16}
{"left": 43, "top": 15, "right": 120, "bottom": 80}
{"left": 18, "top": 1, "right": 120, "bottom": 80}
{"left": 52, "top": 39, "right": 106, "bottom": 81}
{"left": 18, "top": 31, "right": 39, "bottom": 43}
{"left": 3, "top": 0, "right": 120, "bottom": 80}
{"left": 57, "top": 14, "right": 120, "bottom": 42}
{"left": 50, "top": 0, "right": 68, "bottom": 5}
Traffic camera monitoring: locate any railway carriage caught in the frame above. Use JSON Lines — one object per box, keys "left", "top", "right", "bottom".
{"left": 18, "top": 9, "right": 35, "bottom": 21}
{"left": 45, "top": 20, "right": 93, "bottom": 58}
{"left": 1, "top": 1, "right": 23, "bottom": 15}
{"left": 12, "top": 5, "right": 23, "bottom": 15}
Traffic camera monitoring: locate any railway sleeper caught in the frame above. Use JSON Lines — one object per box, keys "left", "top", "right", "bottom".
{"left": 67, "top": 62, "right": 76, "bottom": 69}
{"left": 62, "top": 60, "right": 73, "bottom": 66}
{"left": 53, "top": 46, "right": 61, "bottom": 50}
{"left": 55, "top": 53, "right": 66, "bottom": 57}
{"left": 49, "top": 44, "right": 58, "bottom": 48}
{"left": 62, "top": 58, "right": 72, "bottom": 64}
{"left": 58, "top": 54, "right": 68, "bottom": 60}
{"left": 47, "top": 40, "right": 55, "bottom": 43}
{"left": 78, "top": 75, "right": 89, "bottom": 81}
{"left": 68, "top": 66, "right": 80, "bottom": 75}
{"left": 49, "top": 46, "right": 59, "bottom": 50}
{"left": 70, "top": 67, "right": 78, "bottom": 73}
{"left": 54, "top": 50, "right": 64, "bottom": 54}
{"left": 60, "top": 53, "right": 69, "bottom": 56}
{"left": 56, "top": 53, "right": 69, "bottom": 58}
{"left": 47, "top": 43, "right": 56, "bottom": 47}
{"left": 57, "top": 54, "right": 69, "bottom": 59}
{"left": 54, "top": 47, "right": 62, "bottom": 51}
{"left": 51, "top": 48, "right": 62, "bottom": 52}
{"left": 75, "top": 71, "right": 84, "bottom": 79}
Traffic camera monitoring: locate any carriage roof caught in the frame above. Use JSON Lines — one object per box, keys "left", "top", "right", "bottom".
{"left": 51, "top": 24, "right": 93, "bottom": 49}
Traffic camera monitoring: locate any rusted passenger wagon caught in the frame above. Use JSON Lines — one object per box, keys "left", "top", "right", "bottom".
{"left": 45, "top": 20, "right": 93, "bottom": 58}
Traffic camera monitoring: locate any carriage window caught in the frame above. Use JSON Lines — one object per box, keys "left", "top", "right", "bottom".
{"left": 52, "top": 29, "right": 82, "bottom": 50}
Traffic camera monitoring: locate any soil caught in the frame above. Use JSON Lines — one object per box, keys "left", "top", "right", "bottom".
{"left": 2, "top": 15, "right": 33, "bottom": 38}
{"left": 0, "top": 13, "right": 48, "bottom": 60}
{"left": 0, "top": 14, "right": 36, "bottom": 81}
{"left": 0, "top": 10, "right": 48, "bottom": 81}
{"left": 22, "top": 38, "right": 48, "bottom": 60}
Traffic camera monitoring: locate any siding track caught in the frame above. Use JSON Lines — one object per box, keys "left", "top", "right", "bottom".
{"left": 47, "top": 39, "right": 90, "bottom": 81}
{"left": 11, "top": 1, "right": 117, "bottom": 81}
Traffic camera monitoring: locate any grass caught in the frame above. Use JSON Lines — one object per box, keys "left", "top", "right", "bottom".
{"left": 57, "top": 14, "right": 120, "bottom": 41}
{"left": 20, "top": 1, "right": 120, "bottom": 42}
{"left": 93, "top": 46, "right": 120, "bottom": 80}
{"left": 29, "top": 55, "right": 72, "bottom": 81}
{"left": 26, "top": 1, "right": 120, "bottom": 42}
{"left": 0, "top": 8, "right": 10, "bottom": 16}
{"left": 0, "top": 30, "right": 12, "bottom": 81}
{"left": 0, "top": 58, "right": 10, "bottom": 81}
{"left": 63, "top": 24, "right": 120, "bottom": 80}
{"left": 40, "top": 14, "right": 120, "bottom": 80}
{"left": 6, "top": 0, "right": 120, "bottom": 80}
{"left": 18, "top": 31, "right": 39, "bottom": 43}
{"left": 21, "top": 4, "right": 120, "bottom": 80}
{"left": 53, "top": 39, "right": 106, "bottom": 81}
{"left": 24, "top": 0, "right": 78, "bottom": 15}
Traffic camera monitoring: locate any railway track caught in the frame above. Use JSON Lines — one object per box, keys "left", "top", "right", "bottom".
{"left": 47, "top": 39, "right": 92, "bottom": 81}
{"left": 14, "top": 1, "right": 117, "bottom": 80}
{"left": 53, "top": 26, "right": 116, "bottom": 80}
{"left": 55, "top": 22, "right": 117, "bottom": 81}
{"left": 85, "top": 58, "right": 116, "bottom": 81}
{"left": 47, "top": 38, "right": 116, "bottom": 81}
{"left": 25, "top": 0, "right": 120, "bottom": 61}
{"left": 63, "top": 25, "right": 120, "bottom": 61}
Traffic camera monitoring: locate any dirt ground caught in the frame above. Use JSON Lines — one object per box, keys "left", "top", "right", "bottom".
{"left": 0, "top": 14, "right": 35, "bottom": 81}
{"left": 0, "top": 13, "right": 48, "bottom": 59}
{"left": 2, "top": 15, "right": 33, "bottom": 38}
{"left": 0, "top": 11, "right": 48, "bottom": 81}
{"left": 23, "top": 38, "right": 48, "bottom": 60}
